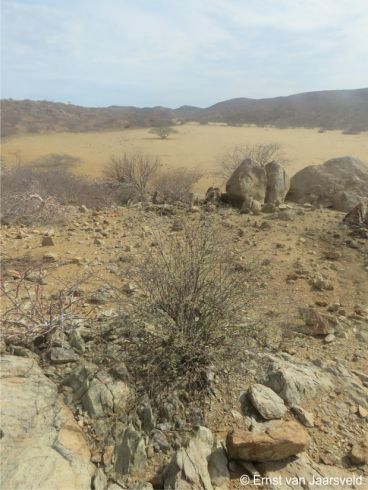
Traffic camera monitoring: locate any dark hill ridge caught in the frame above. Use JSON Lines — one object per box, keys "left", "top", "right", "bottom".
{"left": 2, "top": 88, "right": 368, "bottom": 137}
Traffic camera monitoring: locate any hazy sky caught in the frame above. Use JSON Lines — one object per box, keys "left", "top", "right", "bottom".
{"left": 2, "top": 0, "right": 368, "bottom": 107}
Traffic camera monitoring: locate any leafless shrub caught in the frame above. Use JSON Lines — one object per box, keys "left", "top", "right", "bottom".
{"left": 153, "top": 167, "right": 202, "bottom": 202}
{"left": 149, "top": 126, "right": 178, "bottom": 139}
{"left": 1, "top": 266, "right": 92, "bottom": 350}
{"left": 218, "top": 143, "right": 288, "bottom": 180}
{"left": 1, "top": 155, "right": 121, "bottom": 224}
{"left": 121, "top": 219, "right": 251, "bottom": 409}
{"left": 104, "top": 151, "right": 160, "bottom": 200}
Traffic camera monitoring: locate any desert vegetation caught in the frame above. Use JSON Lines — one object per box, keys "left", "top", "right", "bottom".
{"left": 1, "top": 265, "right": 91, "bottom": 349}
{"left": 149, "top": 125, "right": 178, "bottom": 139}
{"left": 1, "top": 148, "right": 368, "bottom": 488}
{"left": 1, "top": 154, "right": 121, "bottom": 225}
{"left": 153, "top": 167, "right": 202, "bottom": 202}
{"left": 218, "top": 142, "right": 288, "bottom": 180}
{"left": 104, "top": 151, "right": 160, "bottom": 200}
{"left": 1, "top": 127, "right": 368, "bottom": 490}
{"left": 130, "top": 220, "right": 248, "bottom": 401}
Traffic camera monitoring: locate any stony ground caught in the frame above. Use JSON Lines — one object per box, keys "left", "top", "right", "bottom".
{"left": 1, "top": 200, "right": 367, "bottom": 489}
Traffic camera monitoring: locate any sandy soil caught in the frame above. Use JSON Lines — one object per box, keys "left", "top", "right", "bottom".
{"left": 2, "top": 124, "right": 368, "bottom": 192}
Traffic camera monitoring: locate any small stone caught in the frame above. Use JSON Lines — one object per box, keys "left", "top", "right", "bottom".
{"left": 262, "top": 203, "right": 276, "bottom": 213}
{"left": 42, "top": 252, "right": 58, "bottom": 262}
{"left": 41, "top": 236, "right": 54, "bottom": 246}
{"left": 5, "top": 269, "right": 21, "bottom": 279}
{"left": 324, "top": 250, "right": 341, "bottom": 260}
{"left": 103, "top": 445, "right": 114, "bottom": 466}
{"left": 350, "top": 440, "right": 368, "bottom": 465}
{"left": 123, "top": 283, "right": 135, "bottom": 295}
{"left": 291, "top": 406, "right": 314, "bottom": 427}
{"left": 49, "top": 347, "right": 79, "bottom": 364}
{"left": 358, "top": 405, "right": 368, "bottom": 418}
{"left": 71, "top": 257, "right": 84, "bottom": 265}
{"left": 171, "top": 220, "right": 184, "bottom": 231}
{"left": 152, "top": 431, "right": 171, "bottom": 453}
{"left": 248, "top": 384, "right": 287, "bottom": 420}
{"left": 324, "top": 333, "right": 335, "bottom": 343}
{"left": 16, "top": 230, "right": 29, "bottom": 239}
{"left": 69, "top": 330, "right": 86, "bottom": 353}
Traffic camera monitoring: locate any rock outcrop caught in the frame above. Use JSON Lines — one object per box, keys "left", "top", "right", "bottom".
{"left": 163, "top": 426, "right": 215, "bottom": 489}
{"left": 115, "top": 425, "right": 147, "bottom": 475}
{"left": 343, "top": 199, "right": 368, "bottom": 228}
{"left": 264, "top": 355, "right": 334, "bottom": 405}
{"left": 225, "top": 158, "right": 290, "bottom": 207}
{"left": 227, "top": 421, "right": 309, "bottom": 462}
{"left": 265, "top": 161, "right": 290, "bottom": 204}
{"left": 225, "top": 159, "right": 267, "bottom": 206}
{"left": 0, "top": 355, "right": 95, "bottom": 490}
{"left": 288, "top": 156, "right": 368, "bottom": 211}
{"left": 64, "top": 363, "right": 130, "bottom": 418}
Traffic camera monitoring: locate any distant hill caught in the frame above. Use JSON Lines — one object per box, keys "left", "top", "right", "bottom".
{"left": 2, "top": 88, "right": 368, "bottom": 137}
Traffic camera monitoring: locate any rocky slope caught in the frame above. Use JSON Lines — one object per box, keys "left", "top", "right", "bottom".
{"left": 1, "top": 199, "right": 367, "bottom": 489}
{"left": 2, "top": 88, "right": 368, "bottom": 136}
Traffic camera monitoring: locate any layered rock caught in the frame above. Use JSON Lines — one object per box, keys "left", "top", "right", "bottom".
{"left": 0, "top": 355, "right": 95, "bottom": 490}
{"left": 163, "top": 426, "right": 214, "bottom": 489}
{"left": 343, "top": 199, "right": 368, "bottom": 228}
{"left": 264, "top": 355, "right": 334, "bottom": 405}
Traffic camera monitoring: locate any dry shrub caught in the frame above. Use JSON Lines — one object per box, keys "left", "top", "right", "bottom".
{"left": 1, "top": 265, "right": 91, "bottom": 350}
{"left": 149, "top": 125, "right": 178, "bottom": 139}
{"left": 104, "top": 151, "right": 160, "bottom": 200}
{"left": 1, "top": 155, "right": 120, "bottom": 224}
{"left": 120, "top": 219, "right": 251, "bottom": 410}
{"left": 153, "top": 167, "right": 202, "bottom": 202}
{"left": 218, "top": 142, "right": 288, "bottom": 180}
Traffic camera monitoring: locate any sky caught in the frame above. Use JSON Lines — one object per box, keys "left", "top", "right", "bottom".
{"left": 2, "top": 0, "right": 368, "bottom": 107}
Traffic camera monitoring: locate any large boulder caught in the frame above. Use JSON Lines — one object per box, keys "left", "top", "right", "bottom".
{"left": 0, "top": 355, "right": 95, "bottom": 490}
{"left": 265, "top": 161, "right": 290, "bottom": 204}
{"left": 225, "top": 158, "right": 290, "bottom": 207}
{"left": 288, "top": 156, "right": 368, "bottom": 211}
{"left": 226, "top": 158, "right": 267, "bottom": 206}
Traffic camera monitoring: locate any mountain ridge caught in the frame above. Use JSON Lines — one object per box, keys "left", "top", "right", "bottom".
{"left": 2, "top": 88, "right": 368, "bottom": 137}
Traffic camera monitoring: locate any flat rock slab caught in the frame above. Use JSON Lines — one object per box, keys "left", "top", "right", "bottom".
{"left": 0, "top": 355, "right": 95, "bottom": 490}
{"left": 227, "top": 421, "right": 309, "bottom": 462}
{"left": 248, "top": 384, "right": 287, "bottom": 420}
{"left": 265, "top": 355, "right": 334, "bottom": 405}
